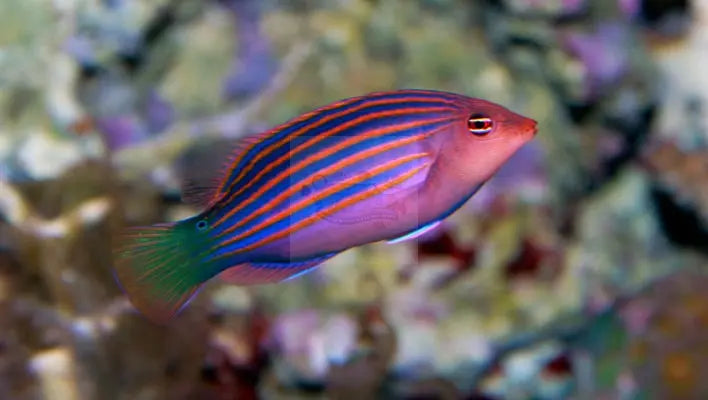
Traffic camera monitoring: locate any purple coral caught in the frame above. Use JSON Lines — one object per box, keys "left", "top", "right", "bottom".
{"left": 561, "top": 23, "right": 631, "bottom": 101}
{"left": 219, "top": 0, "right": 278, "bottom": 101}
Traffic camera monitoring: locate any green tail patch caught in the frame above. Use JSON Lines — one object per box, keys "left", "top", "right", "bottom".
{"left": 113, "top": 222, "right": 211, "bottom": 324}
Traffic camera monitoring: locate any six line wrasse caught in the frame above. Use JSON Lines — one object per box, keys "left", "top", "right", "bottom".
{"left": 113, "top": 89, "right": 538, "bottom": 323}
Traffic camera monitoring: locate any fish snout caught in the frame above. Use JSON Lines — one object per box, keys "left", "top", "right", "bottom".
{"left": 527, "top": 119, "right": 538, "bottom": 137}
{"left": 507, "top": 112, "right": 538, "bottom": 139}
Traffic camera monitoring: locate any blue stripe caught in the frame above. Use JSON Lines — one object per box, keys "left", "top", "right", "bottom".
{"left": 228, "top": 100, "right": 453, "bottom": 192}
{"left": 210, "top": 106, "right": 455, "bottom": 232}
{"left": 209, "top": 116, "right": 451, "bottom": 238}
{"left": 210, "top": 154, "right": 428, "bottom": 258}
{"left": 217, "top": 91, "right": 462, "bottom": 192}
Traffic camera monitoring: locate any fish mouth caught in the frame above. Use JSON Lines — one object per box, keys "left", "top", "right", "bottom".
{"left": 528, "top": 119, "right": 539, "bottom": 137}
{"left": 509, "top": 114, "right": 538, "bottom": 139}
{"left": 518, "top": 119, "right": 538, "bottom": 140}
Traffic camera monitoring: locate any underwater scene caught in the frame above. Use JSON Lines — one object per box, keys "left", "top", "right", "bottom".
{"left": 1, "top": 0, "right": 707, "bottom": 399}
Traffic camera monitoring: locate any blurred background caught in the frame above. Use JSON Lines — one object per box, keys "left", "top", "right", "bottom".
{"left": 0, "top": 0, "right": 707, "bottom": 399}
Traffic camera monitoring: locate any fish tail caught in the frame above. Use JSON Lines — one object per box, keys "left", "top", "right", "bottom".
{"left": 112, "top": 222, "right": 211, "bottom": 324}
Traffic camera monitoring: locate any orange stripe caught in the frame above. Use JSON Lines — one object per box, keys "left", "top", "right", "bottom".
{"left": 212, "top": 110, "right": 453, "bottom": 230}
{"left": 218, "top": 162, "right": 431, "bottom": 257}
{"left": 216, "top": 100, "right": 454, "bottom": 210}
{"left": 217, "top": 92, "right": 459, "bottom": 194}
{"left": 214, "top": 153, "right": 430, "bottom": 253}
{"left": 212, "top": 131, "right": 436, "bottom": 242}
{"left": 213, "top": 97, "right": 456, "bottom": 210}
{"left": 213, "top": 95, "right": 364, "bottom": 193}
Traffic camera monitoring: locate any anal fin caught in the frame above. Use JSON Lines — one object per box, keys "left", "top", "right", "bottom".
{"left": 218, "top": 253, "right": 338, "bottom": 285}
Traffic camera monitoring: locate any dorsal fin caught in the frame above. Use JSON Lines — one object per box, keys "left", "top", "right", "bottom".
{"left": 176, "top": 132, "right": 270, "bottom": 209}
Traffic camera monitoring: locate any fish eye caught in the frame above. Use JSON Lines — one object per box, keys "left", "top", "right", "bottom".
{"left": 467, "top": 114, "right": 494, "bottom": 136}
{"left": 196, "top": 220, "right": 208, "bottom": 231}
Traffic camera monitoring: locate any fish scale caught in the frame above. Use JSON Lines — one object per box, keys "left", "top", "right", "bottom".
{"left": 211, "top": 116, "right": 453, "bottom": 242}
{"left": 211, "top": 107, "right": 457, "bottom": 234}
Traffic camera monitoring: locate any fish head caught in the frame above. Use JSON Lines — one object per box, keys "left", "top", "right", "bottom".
{"left": 440, "top": 98, "right": 538, "bottom": 184}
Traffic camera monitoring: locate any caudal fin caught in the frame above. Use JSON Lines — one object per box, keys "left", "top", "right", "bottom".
{"left": 113, "top": 223, "right": 206, "bottom": 324}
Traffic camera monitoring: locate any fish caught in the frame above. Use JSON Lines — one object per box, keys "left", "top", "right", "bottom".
{"left": 113, "top": 89, "right": 538, "bottom": 323}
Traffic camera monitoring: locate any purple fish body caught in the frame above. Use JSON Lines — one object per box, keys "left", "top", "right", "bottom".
{"left": 113, "top": 90, "right": 538, "bottom": 323}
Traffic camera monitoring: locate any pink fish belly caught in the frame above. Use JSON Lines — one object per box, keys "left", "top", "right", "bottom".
{"left": 254, "top": 183, "right": 445, "bottom": 259}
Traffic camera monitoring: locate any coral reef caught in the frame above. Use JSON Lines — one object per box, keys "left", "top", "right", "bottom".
{"left": 0, "top": 0, "right": 706, "bottom": 398}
